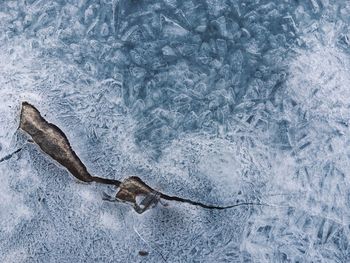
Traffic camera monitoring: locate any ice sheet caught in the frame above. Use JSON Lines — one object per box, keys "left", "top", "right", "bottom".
{"left": 1, "top": 0, "right": 350, "bottom": 262}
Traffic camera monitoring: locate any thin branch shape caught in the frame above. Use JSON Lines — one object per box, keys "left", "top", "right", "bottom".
{"left": 19, "top": 102, "right": 265, "bottom": 214}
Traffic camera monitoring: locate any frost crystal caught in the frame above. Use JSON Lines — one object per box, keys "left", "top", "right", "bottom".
{"left": 1, "top": 0, "right": 350, "bottom": 262}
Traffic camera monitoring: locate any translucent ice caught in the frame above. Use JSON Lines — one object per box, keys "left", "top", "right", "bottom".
{"left": 1, "top": 0, "right": 350, "bottom": 262}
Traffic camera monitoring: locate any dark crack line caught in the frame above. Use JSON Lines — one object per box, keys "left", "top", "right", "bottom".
{"left": 18, "top": 101, "right": 267, "bottom": 213}
{"left": 160, "top": 193, "right": 267, "bottom": 210}
{"left": 0, "top": 148, "right": 22, "bottom": 163}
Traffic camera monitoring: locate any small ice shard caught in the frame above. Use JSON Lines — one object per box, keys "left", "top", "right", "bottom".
{"left": 161, "top": 15, "right": 189, "bottom": 38}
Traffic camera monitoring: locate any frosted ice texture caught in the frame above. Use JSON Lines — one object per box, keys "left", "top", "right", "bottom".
{"left": 0, "top": 0, "right": 350, "bottom": 262}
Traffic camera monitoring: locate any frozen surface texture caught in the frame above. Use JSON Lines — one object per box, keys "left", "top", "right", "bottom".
{"left": 1, "top": 0, "right": 350, "bottom": 262}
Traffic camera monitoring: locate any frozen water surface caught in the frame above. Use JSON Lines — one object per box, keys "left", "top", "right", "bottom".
{"left": 1, "top": 0, "right": 350, "bottom": 262}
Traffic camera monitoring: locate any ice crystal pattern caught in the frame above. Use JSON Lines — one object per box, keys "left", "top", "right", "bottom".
{"left": 1, "top": 0, "right": 350, "bottom": 262}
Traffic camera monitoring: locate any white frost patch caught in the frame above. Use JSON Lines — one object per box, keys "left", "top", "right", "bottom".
{"left": 75, "top": 186, "right": 97, "bottom": 202}
{"left": 0, "top": 40, "right": 46, "bottom": 149}
{"left": 159, "top": 134, "right": 271, "bottom": 201}
{"left": 287, "top": 28, "right": 350, "bottom": 121}
{"left": 99, "top": 212, "right": 121, "bottom": 230}
{"left": 1, "top": 247, "right": 28, "bottom": 263}
{"left": 0, "top": 168, "right": 33, "bottom": 233}
{"left": 70, "top": 183, "right": 106, "bottom": 216}
{"left": 268, "top": 153, "right": 299, "bottom": 193}
{"left": 197, "top": 143, "right": 243, "bottom": 191}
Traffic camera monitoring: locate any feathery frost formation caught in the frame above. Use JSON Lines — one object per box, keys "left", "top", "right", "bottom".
{"left": 0, "top": 0, "right": 350, "bottom": 262}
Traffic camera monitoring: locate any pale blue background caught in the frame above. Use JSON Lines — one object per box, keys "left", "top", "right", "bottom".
{"left": 0, "top": 0, "right": 350, "bottom": 262}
